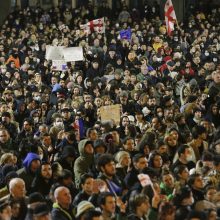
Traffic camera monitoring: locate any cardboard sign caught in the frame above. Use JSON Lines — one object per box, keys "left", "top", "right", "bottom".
{"left": 100, "top": 104, "right": 121, "bottom": 126}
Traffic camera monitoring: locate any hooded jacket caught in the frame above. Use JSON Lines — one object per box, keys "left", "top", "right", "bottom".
{"left": 17, "top": 153, "right": 41, "bottom": 194}
{"left": 74, "top": 139, "right": 94, "bottom": 188}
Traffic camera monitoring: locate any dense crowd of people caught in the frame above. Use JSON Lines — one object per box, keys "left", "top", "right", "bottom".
{"left": 0, "top": 0, "right": 219, "bottom": 219}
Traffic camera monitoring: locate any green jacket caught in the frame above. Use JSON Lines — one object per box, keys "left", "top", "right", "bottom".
{"left": 160, "top": 182, "right": 174, "bottom": 200}
{"left": 74, "top": 139, "right": 94, "bottom": 188}
{"left": 52, "top": 202, "right": 75, "bottom": 220}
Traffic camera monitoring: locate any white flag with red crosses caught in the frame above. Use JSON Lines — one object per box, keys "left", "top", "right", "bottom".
{"left": 164, "top": 0, "right": 177, "bottom": 36}
{"left": 80, "top": 17, "right": 105, "bottom": 34}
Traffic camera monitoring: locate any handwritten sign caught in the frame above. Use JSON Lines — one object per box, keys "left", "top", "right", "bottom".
{"left": 100, "top": 104, "right": 121, "bottom": 126}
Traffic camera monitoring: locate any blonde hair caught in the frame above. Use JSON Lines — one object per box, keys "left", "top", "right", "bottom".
{"left": 0, "top": 153, "right": 14, "bottom": 166}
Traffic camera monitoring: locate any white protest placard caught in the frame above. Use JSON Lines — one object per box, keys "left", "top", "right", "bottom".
{"left": 138, "top": 174, "right": 153, "bottom": 187}
{"left": 52, "top": 60, "right": 67, "bottom": 71}
{"left": 100, "top": 104, "right": 121, "bottom": 126}
{"left": 46, "top": 46, "right": 65, "bottom": 61}
{"left": 63, "top": 47, "right": 84, "bottom": 62}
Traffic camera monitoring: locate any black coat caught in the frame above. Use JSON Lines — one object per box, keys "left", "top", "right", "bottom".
{"left": 31, "top": 175, "right": 53, "bottom": 197}
{"left": 124, "top": 168, "right": 139, "bottom": 189}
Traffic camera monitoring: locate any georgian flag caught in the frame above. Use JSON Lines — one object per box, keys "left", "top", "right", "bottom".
{"left": 164, "top": 0, "right": 177, "bottom": 36}
{"left": 80, "top": 17, "right": 105, "bottom": 34}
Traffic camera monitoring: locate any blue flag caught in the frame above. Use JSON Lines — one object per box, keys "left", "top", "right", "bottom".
{"left": 119, "top": 28, "right": 132, "bottom": 40}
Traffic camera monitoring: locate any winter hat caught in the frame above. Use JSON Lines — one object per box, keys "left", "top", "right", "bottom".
{"left": 28, "top": 192, "right": 45, "bottom": 204}
{"left": 93, "top": 139, "right": 106, "bottom": 150}
{"left": 115, "top": 151, "right": 129, "bottom": 164}
{"left": 76, "top": 201, "right": 94, "bottom": 218}
{"left": 33, "top": 203, "right": 50, "bottom": 217}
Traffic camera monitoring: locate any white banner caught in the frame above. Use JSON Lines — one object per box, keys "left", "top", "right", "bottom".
{"left": 63, "top": 47, "right": 84, "bottom": 62}
{"left": 46, "top": 46, "right": 65, "bottom": 61}
{"left": 46, "top": 46, "right": 83, "bottom": 62}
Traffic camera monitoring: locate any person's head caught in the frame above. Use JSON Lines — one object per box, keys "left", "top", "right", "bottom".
{"left": 23, "top": 153, "right": 41, "bottom": 173}
{"left": 98, "top": 192, "right": 116, "bottom": 214}
{"left": 164, "top": 133, "right": 178, "bottom": 148}
{"left": 51, "top": 76, "right": 58, "bottom": 86}
{"left": 0, "top": 153, "right": 15, "bottom": 166}
{"left": 80, "top": 173, "right": 94, "bottom": 195}
{"left": 38, "top": 124, "right": 48, "bottom": 134}
{"left": 0, "top": 129, "right": 10, "bottom": 143}
{"left": 147, "top": 96, "right": 156, "bottom": 108}
{"left": 173, "top": 165, "right": 189, "bottom": 181}
{"left": 157, "top": 202, "right": 175, "bottom": 220}
{"left": 110, "top": 129, "right": 120, "bottom": 144}
{"left": 97, "top": 154, "right": 116, "bottom": 177}
{"left": 76, "top": 201, "right": 95, "bottom": 219}
{"left": 86, "top": 128, "right": 98, "bottom": 141}
{"left": 1, "top": 112, "right": 11, "bottom": 124}
{"left": 129, "top": 194, "right": 150, "bottom": 217}
{"left": 156, "top": 140, "right": 168, "bottom": 155}
{"left": 83, "top": 141, "right": 94, "bottom": 155}
{"left": 173, "top": 186, "right": 194, "bottom": 207}
{"left": 40, "top": 162, "right": 52, "bottom": 180}
{"left": 58, "top": 169, "right": 73, "bottom": 187}
{"left": 122, "top": 136, "right": 135, "bottom": 152}
{"left": 94, "top": 97, "right": 103, "bottom": 108}
{"left": 193, "top": 108, "right": 202, "bottom": 120}
{"left": 23, "top": 118, "right": 32, "bottom": 132}
{"left": 83, "top": 209, "right": 102, "bottom": 220}
{"left": 54, "top": 186, "right": 71, "bottom": 209}
{"left": 92, "top": 60, "right": 99, "bottom": 69}
{"left": 212, "top": 68, "right": 220, "bottom": 84}
{"left": 148, "top": 152, "right": 163, "bottom": 168}
{"left": 177, "top": 145, "right": 193, "bottom": 162}
{"left": 188, "top": 174, "right": 204, "bottom": 190}
{"left": 93, "top": 139, "right": 106, "bottom": 154}
{"left": 33, "top": 202, "right": 51, "bottom": 220}
{"left": 151, "top": 117, "right": 162, "bottom": 131}
{"left": 205, "top": 186, "right": 217, "bottom": 202}
{"left": 61, "top": 106, "right": 71, "bottom": 120}
{"left": 0, "top": 201, "right": 11, "bottom": 220}
{"left": 133, "top": 153, "right": 148, "bottom": 171}
{"left": 119, "top": 92, "right": 129, "bottom": 105}
{"left": 83, "top": 93, "right": 92, "bottom": 103}
{"left": 164, "top": 108, "right": 174, "bottom": 121}
{"left": 9, "top": 178, "right": 26, "bottom": 199}
{"left": 205, "top": 208, "right": 217, "bottom": 220}
{"left": 191, "top": 125, "right": 207, "bottom": 141}
{"left": 40, "top": 133, "right": 52, "bottom": 147}
{"left": 162, "top": 170, "right": 174, "bottom": 189}
{"left": 114, "top": 151, "right": 131, "bottom": 167}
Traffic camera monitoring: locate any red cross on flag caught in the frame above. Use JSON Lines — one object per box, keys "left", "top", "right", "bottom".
{"left": 80, "top": 17, "right": 105, "bottom": 34}
{"left": 164, "top": 0, "right": 177, "bottom": 36}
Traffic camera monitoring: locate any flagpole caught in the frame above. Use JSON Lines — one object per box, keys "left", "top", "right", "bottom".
{"left": 103, "top": 17, "right": 107, "bottom": 45}
{"left": 175, "top": 16, "right": 180, "bottom": 30}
